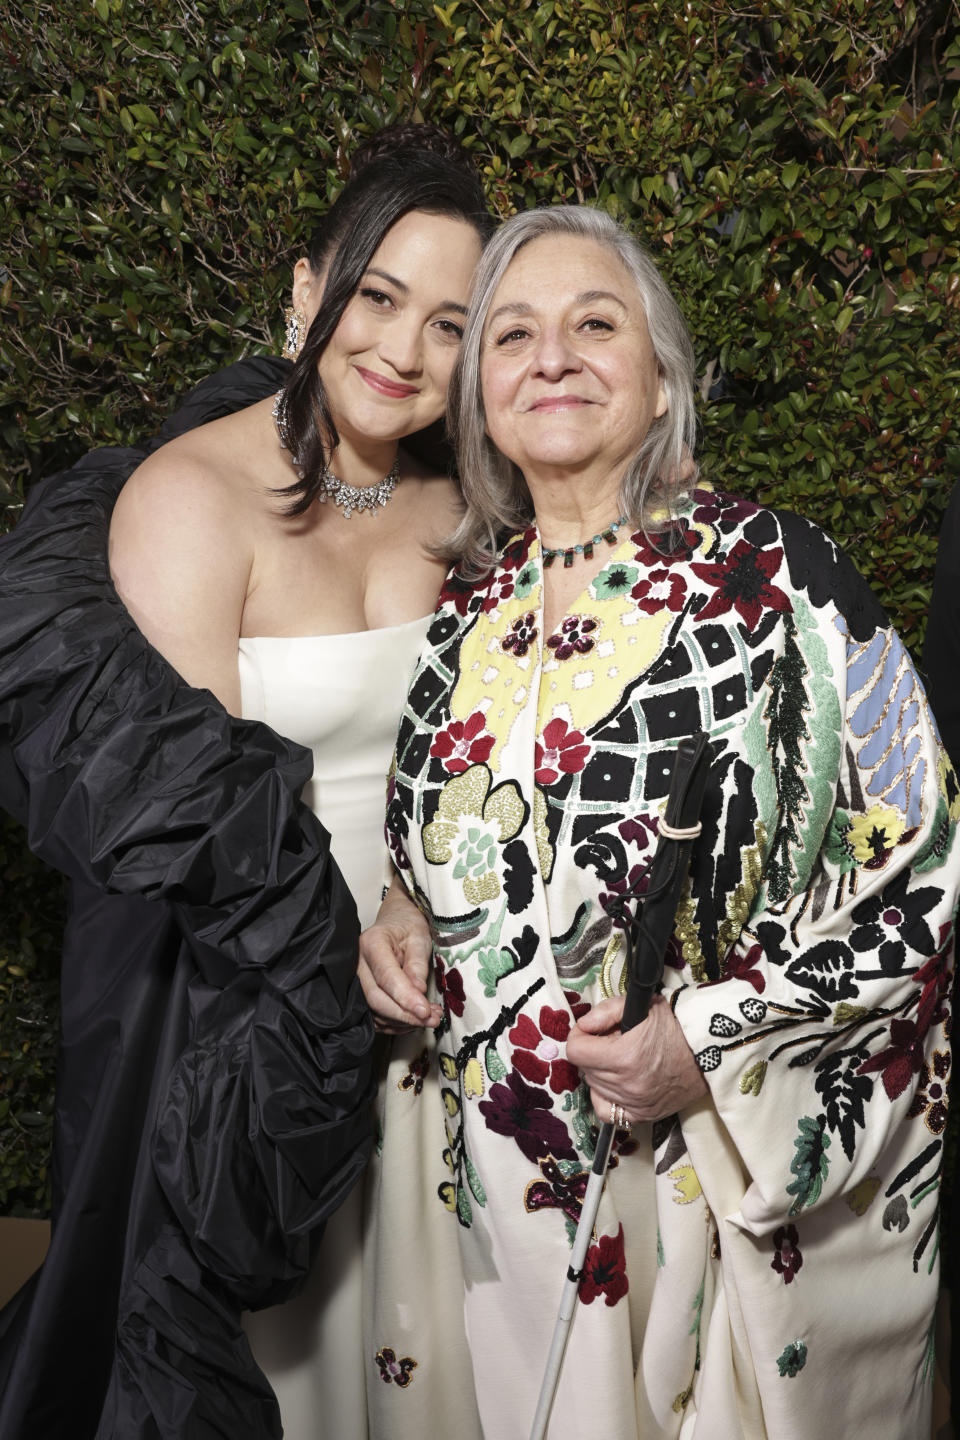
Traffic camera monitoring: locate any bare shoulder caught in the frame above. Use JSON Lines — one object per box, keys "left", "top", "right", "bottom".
{"left": 112, "top": 425, "right": 252, "bottom": 555}
{"left": 108, "top": 418, "right": 265, "bottom": 711}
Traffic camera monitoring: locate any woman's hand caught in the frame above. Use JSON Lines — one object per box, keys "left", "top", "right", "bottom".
{"left": 358, "top": 877, "right": 443, "bottom": 1034}
{"left": 566, "top": 994, "right": 707, "bottom": 1125}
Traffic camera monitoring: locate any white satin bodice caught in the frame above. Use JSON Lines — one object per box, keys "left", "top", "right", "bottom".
{"left": 238, "top": 613, "right": 431, "bottom": 928}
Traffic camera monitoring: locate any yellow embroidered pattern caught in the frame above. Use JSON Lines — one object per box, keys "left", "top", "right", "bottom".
{"left": 716, "top": 824, "right": 768, "bottom": 958}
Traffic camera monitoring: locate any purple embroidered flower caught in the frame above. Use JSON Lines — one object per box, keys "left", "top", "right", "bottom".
{"left": 692, "top": 492, "right": 760, "bottom": 531}
{"left": 524, "top": 1156, "right": 589, "bottom": 1226}
{"left": 907, "top": 1048, "right": 950, "bottom": 1134}
{"left": 375, "top": 1346, "right": 418, "bottom": 1388}
{"left": 618, "top": 815, "right": 658, "bottom": 851}
{"left": 771, "top": 1224, "right": 804, "bottom": 1284}
{"left": 478, "top": 1071, "right": 577, "bottom": 1164}
{"left": 546, "top": 614, "right": 599, "bottom": 661}
{"left": 501, "top": 611, "right": 539, "bottom": 657}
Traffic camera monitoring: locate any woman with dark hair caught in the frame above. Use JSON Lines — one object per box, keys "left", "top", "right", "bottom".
{"left": 0, "top": 125, "right": 492, "bottom": 1440}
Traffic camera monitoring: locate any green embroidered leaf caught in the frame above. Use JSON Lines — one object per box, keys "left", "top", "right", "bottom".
{"left": 656, "top": 1227, "right": 665, "bottom": 1268}
{"left": 776, "top": 1340, "right": 808, "bottom": 1377}
{"left": 485, "top": 1044, "right": 506, "bottom": 1082}
{"left": 689, "top": 1278, "right": 704, "bottom": 1336}
{"left": 477, "top": 945, "right": 514, "bottom": 997}
{"left": 464, "top": 1155, "right": 487, "bottom": 1207}
{"left": 786, "top": 1114, "right": 831, "bottom": 1216}
{"left": 739, "top": 1060, "right": 767, "bottom": 1096}
{"left": 913, "top": 797, "right": 953, "bottom": 873}
{"left": 456, "top": 1182, "right": 473, "bottom": 1227}
{"left": 833, "top": 1002, "right": 868, "bottom": 1025}
{"left": 562, "top": 1084, "right": 596, "bottom": 1160}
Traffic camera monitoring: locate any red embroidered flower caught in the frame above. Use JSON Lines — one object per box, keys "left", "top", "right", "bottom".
{"left": 691, "top": 539, "right": 791, "bottom": 631}
{"left": 563, "top": 988, "right": 592, "bottom": 1023}
{"left": 535, "top": 717, "right": 590, "bottom": 785}
{"left": 857, "top": 1017, "right": 926, "bottom": 1100}
{"left": 715, "top": 942, "right": 766, "bottom": 993}
{"left": 439, "top": 567, "right": 483, "bottom": 617}
{"left": 631, "top": 567, "right": 687, "bottom": 615}
{"left": 509, "top": 1005, "right": 580, "bottom": 1094}
{"left": 771, "top": 1223, "right": 803, "bottom": 1284}
{"left": 501, "top": 528, "right": 535, "bottom": 572}
{"left": 579, "top": 1224, "right": 629, "bottom": 1307}
{"left": 398, "top": 1048, "right": 429, "bottom": 1096}
{"left": 482, "top": 571, "right": 516, "bottom": 613}
{"left": 859, "top": 934, "right": 952, "bottom": 1101}
{"left": 435, "top": 957, "right": 465, "bottom": 1018}
{"left": 430, "top": 710, "right": 495, "bottom": 774}
{"left": 633, "top": 525, "right": 699, "bottom": 567}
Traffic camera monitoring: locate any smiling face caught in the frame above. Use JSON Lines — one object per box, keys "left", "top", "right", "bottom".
{"left": 479, "top": 234, "right": 668, "bottom": 504}
{"left": 311, "top": 209, "right": 483, "bottom": 453}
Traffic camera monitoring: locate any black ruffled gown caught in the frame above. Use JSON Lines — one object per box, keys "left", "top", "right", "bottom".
{"left": 0, "top": 357, "right": 375, "bottom": 1439}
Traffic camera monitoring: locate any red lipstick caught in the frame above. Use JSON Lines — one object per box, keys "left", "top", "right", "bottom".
{"left": 355, "top": 366, "right": 419, "bottom": 398}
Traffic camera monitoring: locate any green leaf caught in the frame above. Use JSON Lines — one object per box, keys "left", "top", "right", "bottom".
{"left": 785, "top": 1115, "right": 831, "bottom": 1215}
{"left": 465, "top": 1155, "right": 487, "bottom": 1206}
{"left": 485, "top": 1044, "right": 506, "bottom": 1082}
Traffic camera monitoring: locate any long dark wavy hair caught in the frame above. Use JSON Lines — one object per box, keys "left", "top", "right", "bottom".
{"left": 276, "top": 125, "right": 493, "bottom": 514}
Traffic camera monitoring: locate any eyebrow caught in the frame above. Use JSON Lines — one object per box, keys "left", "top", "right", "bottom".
{"left": 487, "top": 290, "right": 629, "bottom": 325}
{"left": 364, "top": 267, "right": 469, "bottom": 316}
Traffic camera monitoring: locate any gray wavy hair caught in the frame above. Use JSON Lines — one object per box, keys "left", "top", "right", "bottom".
{"left": 445, "top": 205, "right": 698, "bottom": 575}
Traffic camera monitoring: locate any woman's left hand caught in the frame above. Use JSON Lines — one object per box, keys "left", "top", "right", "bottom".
{"left": 566, "top": 994, "right": 708, "bottom": 1125}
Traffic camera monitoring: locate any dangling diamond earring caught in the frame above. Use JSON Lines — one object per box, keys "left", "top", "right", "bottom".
{"left": 282, "top": 306, "right": 307, "bottom": 360}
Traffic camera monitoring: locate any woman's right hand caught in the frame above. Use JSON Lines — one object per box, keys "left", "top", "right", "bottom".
{"left": 358, "top": 876, "right": 443, "bottom": 1033}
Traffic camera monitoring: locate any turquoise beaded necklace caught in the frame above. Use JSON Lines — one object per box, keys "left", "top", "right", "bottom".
{"left": 539, "top": 515, "right": 628, "bottom": 569}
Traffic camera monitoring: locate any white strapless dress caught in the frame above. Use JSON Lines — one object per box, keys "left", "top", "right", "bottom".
{"left": 238, "top": 614, "right": 432, "bottom": 1440}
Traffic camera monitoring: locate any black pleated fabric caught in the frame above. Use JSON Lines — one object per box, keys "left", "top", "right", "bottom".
{"left": 0, "top": 358, "right": 376, "bottom": 1439}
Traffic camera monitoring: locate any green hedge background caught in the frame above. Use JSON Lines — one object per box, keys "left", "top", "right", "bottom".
{"left": 1, "top": 0, "right": 958, "bottom": 1214}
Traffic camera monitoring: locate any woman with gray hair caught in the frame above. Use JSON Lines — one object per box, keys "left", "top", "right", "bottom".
{"left": 360, "top": 205, "right": 956, "bottom": 1438}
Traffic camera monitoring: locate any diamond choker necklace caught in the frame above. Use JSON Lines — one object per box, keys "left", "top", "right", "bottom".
{"left": 272, "top": 390, "right": 400, "bottom": 519}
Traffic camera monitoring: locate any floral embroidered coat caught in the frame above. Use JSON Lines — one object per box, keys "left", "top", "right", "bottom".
{"left": 367, "top": 488, "right": 957, "bottom": 1440}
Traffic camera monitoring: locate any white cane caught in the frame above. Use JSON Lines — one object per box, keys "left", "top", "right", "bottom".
{"left": 528, "top": 731, "right": 711, "bottom": 1440}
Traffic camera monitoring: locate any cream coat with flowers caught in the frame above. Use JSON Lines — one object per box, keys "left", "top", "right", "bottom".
{"left": 365, "top": 489, "right": 957, "bottom": 1440}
